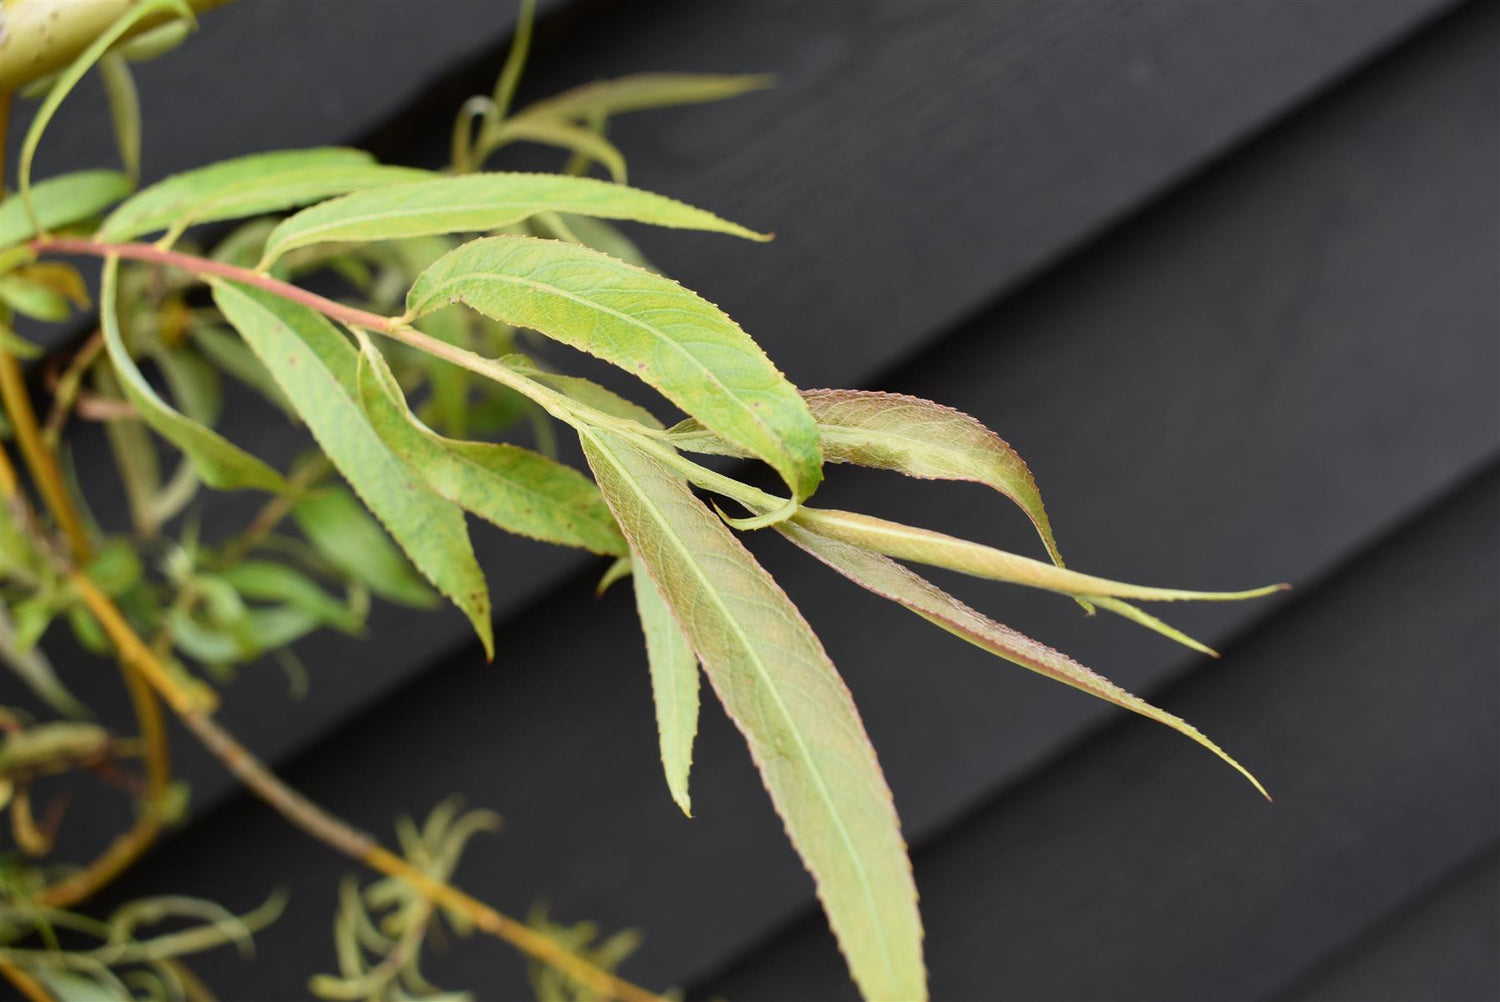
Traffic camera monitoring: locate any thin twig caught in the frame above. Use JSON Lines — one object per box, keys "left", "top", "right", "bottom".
{"left": 0, "top": 350, "right": 91, "bottom": 559}
{"left": 0, "top": 961, "right": 51, "bottom": 1002}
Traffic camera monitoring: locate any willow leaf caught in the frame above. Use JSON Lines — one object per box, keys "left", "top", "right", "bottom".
{"left": 488, "top": 118, "right": 627, "bottom": 182}
{"left": 777, "top": 518, "right": 1267, "bottom": 797}
{"left": 409, "top": 236, "right": 822, "bottom": 499}
{"left": 353, "top": 332, "right": 627, "bottom": 557}
{"left": 212, "top": 282, "right": 491, "bottom": 655}
{"left": 292, "top": 487, "right": 435, "bottom": 609}
{"left": 580, "top": 426, "right": 924, "bottom": 1001}
{"left": 0, "top": 170, "right": 132, "bottom": 246}
{"left": 262, "top": 173, "right": 766, "bottom": 262}
{"left": 515, "top": 73, "right": 773, "bottom": 121}
{"left": 502, "top": 355, "right": 663, "bottom": 429}
{"left": 673, "top": 389, "right": 1065, "bottom": 567}
{"left": 631, "top": 558, "right": 700, "bottom": 816}
{"left": 97, "top": 149, "right": 429, "bottom": 243}
{"left": 100, "top": 258, "right": 286, "bottom": 492}
{"left": 794, "top": 506, "right": 1285, "bottom": 604}
{"left": 0, "top": 602, "right": 89, "bottom": 718}
{"left": 221, "top": 561, "right": 363, "bottom": 635}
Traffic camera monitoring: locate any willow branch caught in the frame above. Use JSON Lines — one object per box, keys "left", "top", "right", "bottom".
{"left": 0, "top": 350, "right": 91, "bottom": 559}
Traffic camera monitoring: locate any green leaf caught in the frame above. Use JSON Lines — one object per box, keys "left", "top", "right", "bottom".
{"left": 99, "top": 52, "right": 142, "bottom": 182}
{"left": 502, "top": 355, "right": 663, "bottom": 430}
{"left": 189, "top": 324, "right": 295, "bottom": 418}
{"left": 630, "top": 559, "right": 699, "bottom": 816}
{"left": 486, "top": 118, "right": 628, "bottom": 182}
{"left": 100, "top": 257, "right": 287, "bottom": 492}
{"left": 262, "top": 172, "right": 767, "bottom": 263}
{"left": 0, "top": 169, "right": 133, "bottom": 246}
{"left": 212, "top": 281, "right": 492, "bottom": 655}
{"left": 0, "top": 274, "right": 70, "bottom": 321}
{"left": 97, "top": 148, "right": 430, "bottom": 243}
{"left": 408, "top": 236, "right": 823, "bottom": 499}
{"left": 579, "top": 426, "right": 924, "bottom": 1001}
{"left": 515, "top": 73, "right": 773, "bottom": 122}
{"left": 776, "top": 517, "right": 1268, "bottom": 798}
{"left": 539, "top": 212, "right": 653, "bottom": 270}
{"left": 220, "top": 560, "right": 363, "bottom": 635}
{"left": 673, "top": 389, "right": 1066, "bottom": 568}
{"left": 353, "top": 331, "right": 628, "bottom": 557}
{"left": 291, "top": 487, "right": 436, "bottom": 609}
{"left": 0, "top": 602, "right": 89, "bottom": 718}
{"left": 792, "top": 506, "right": 1286, "bottom": 604}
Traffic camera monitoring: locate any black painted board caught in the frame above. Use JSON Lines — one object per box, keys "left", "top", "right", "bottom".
{"left": 22, "top": 0, "right": 1463, "bottom": 847}
{"left": 1275, "top": 847, "right": 1500, "bottom": 1002}
{"left": 87, "top": 5, "right": 1500, "bottom": 997}
{"left": 703, "top": 467, "right": 1500, "bottom": 1001}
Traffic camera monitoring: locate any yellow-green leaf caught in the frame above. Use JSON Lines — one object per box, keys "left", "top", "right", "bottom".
{"left": 97, "top": 149, "right": 430, "bottom": 243}
{"left": 0, "top": 170, "right": 132, "bottom": 246}
{"left": 486, "top": 117, "right": 628, "bottom": 182}
{"left": 777, "top": 517, "right": 1268, "bottom": 798}
{"left": 262, "top": 173, "right": 766, "bottom": 263}
{"left": 630, "top": 558, "right": 699, "bottom": 816}
{"left": 212, "top": 281, "right": 491, "bottom": 655}
{"left": 221, "top": 560, "right": 363, "bottom": 635}
{"left": 673, "top": 389, "right": 1066, "bottom": 568}
{"left": 579, "top": 425, "right": 924, "bottom": 1001}
{"left": 409, "top": 236, "right": 823, "bottom": 499}
{"left": 292, "top": 487, "right": 435, "bottom": 610}
{"left": 353, "top": 331, "right": 628, "bottom": 557}
{"left": 793, "top": 506, "right": 1285, "bottom": 604}
{"left": 514, "top": 73, "right": 773, "bottom": 122}
{"left": 100, "top": 257, "right": 286, "bottom": 493}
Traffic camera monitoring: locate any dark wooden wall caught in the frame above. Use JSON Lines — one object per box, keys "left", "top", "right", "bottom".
{"left": 10, "top": 1, "right": 1497, "bottom": 999}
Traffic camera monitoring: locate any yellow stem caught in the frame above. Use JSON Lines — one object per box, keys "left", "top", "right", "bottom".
{"left": 0, "top": 961, "right": 51, "bottom": 1002}
{"left": 0, "top": 351, "right": 90, "bottom": 560}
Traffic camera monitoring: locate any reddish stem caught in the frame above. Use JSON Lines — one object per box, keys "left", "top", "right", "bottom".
{"left": 29, "top": 237, "right": 402, "bottom": 334}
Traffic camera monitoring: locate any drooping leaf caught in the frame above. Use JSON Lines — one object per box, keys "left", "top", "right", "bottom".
{"left": 291, "top": 487, "right": 436, "bottom": 609}
{"left": 792, "top": 506, "right": 1285, "bottom": 604}
{"left": 630, "top": 559, "right": 699, "bottom": 816}
{"left": 776, "top": 517, "right": 1267, "bottom": 797}
{"left": 0, "top": 601, "right": 89, "bottom": 718}
{"left": 672, "top": 389, "right": 1066, "bottom": 567}
{"left": 97, "top": 149, "right": 430, "bottom": 243}
{"left": 353, "top": 331, "right": 627, "bottom": 557}
{"left": 220, "top": 560, "right": 364, "bottom": 635}
{"left": 514, "top": 73, "right": 773, "bottom": 122}
{"left": 100, "top": 257, "right": 287, "bottom": 492}
{"left": 579, "top": 426, "right": 924, "bottom": 1001}
{"left": 189, "top": 324, "right": 295, "bottom": 418}
{"left": 408, "top": 236, "right": 823, "bottom": 499}
{"left": 262, "top": 173, "right": 766, "bottom": 263}
{"left": 212, "top": 281, "right": 492, "bottom": 654}
{"left": 98, "top": 52, "right": 142, "bottom": 182}
{"left": 0, "top": 170, "right": 133, "bottom": 246}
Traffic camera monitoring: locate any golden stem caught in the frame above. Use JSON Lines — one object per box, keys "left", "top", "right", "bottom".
{"left": 0, "top": 350, "right": 91, "bottom": 560}
{"left": 0, "top": 962, "right": 51, "bottom": 1002}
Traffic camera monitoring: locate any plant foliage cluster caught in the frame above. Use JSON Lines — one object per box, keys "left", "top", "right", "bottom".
{"left": 0, "top": 3, "right": 1280, "bottom": 999}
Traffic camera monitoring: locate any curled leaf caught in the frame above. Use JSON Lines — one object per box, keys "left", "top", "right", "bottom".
{"left": 514, "top": 73, "right": 773, "bottom": 122}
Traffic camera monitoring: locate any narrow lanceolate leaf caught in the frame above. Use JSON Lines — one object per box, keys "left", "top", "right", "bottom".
{"left": 502, "top": 355, "right": 663, "bottom": 429}
{"left": 631, "top": 559, "right": 700, "bottom": 816}
{"left": 220, "top": 561, "right": 363, "bottom": 635}
{"left": 100, "top": 258, "right": 286, "bottom": 493}
{"left": 0, "top": 602, "right": 89, "bottom": 719}
{"left": 0, "top": 170, "right": 132, "bottom": 246}
{"left": 777, "top": 518, "right": 1268, "bottom": 798}
{"left": 291, "top": 487, "right": 435, "bottom": 609}
{"left": 489, "top": 118, "right": 628, "bottom": 183}
{"left": 514, "top": 73, "right": 773, "bottom": 122}
{"left": 673, "top": 389, "right": 1066, "bottom": 568}
{"left": 97, "top": 149, "right": 430, "bottom": 243}
{"left": 212, "top": 281, "right": 492, "bottom": 655}
{"left": 353, "top": 332, "right": 627, "bottom": 557}
{"left": 409, "top": 236, "right": 823, "bottom": 499}
{"left": 580, "top": 426, "right": 924, "bottom": 1001}
{"left": 262, "top": 173, "right": 767, "bottom": 262}
{"left": 794, "top": 506, "right": 1287, "bottom": 604}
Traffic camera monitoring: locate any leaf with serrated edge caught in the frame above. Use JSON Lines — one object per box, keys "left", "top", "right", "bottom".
{"left": 98, "top": 149, "right": 429, "bottom": 242}
{"left": 262, "top": 173, "right": 767, "bottom": 263}
{"left": 777, "top": 518, "right": 1267, "bottom": 798}
{"left": 292, "top": 487, "right": 435, "bottom": 609}
{"left": 515, "top": 73, "right": 773, "bottom": 121}
{"left": 353, "top": 331, "right": 627, "bottom": 557}
{"left": 793, "top": 507, "right": 1285, "bottom": 604}
{"left": 579, "top": 425, "right": 924, "bottom": 1001}
{"left": 212, "top": 281, "right": 491, "bottom": 655}
{"left": 0, "top": 170, "right": 132, "bottom": 246}
{"left": 631, "top": 558, "right": 699, "bottom": 816}
{"left": 100, "top": 258, "right": 285, "bottom": 492}
{"left": 672, "top": 389, "right": 1066, "bottom": 568}
{"left": 409, "top": 236, "right": 822, "bottom": 499}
